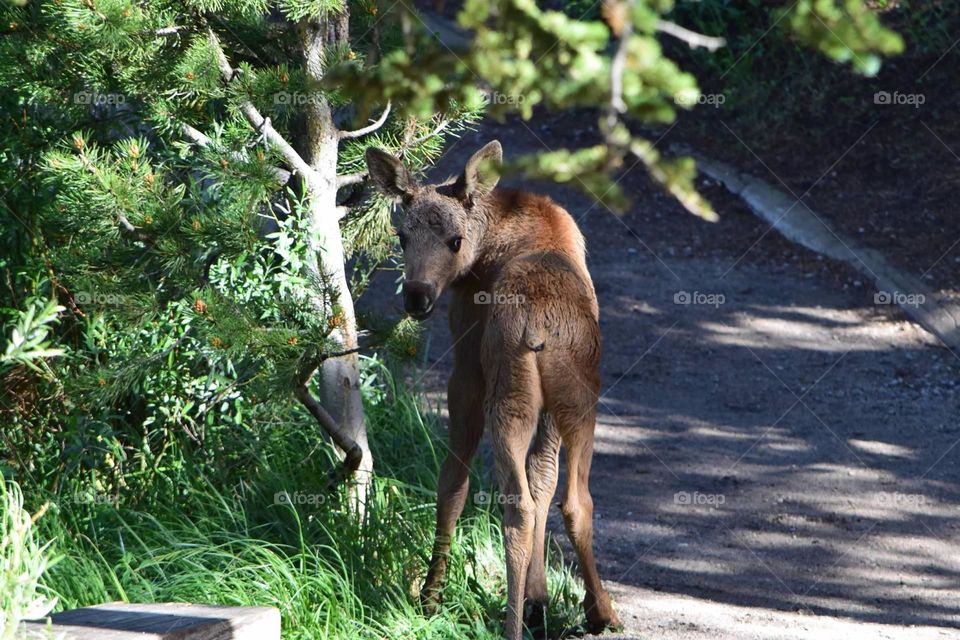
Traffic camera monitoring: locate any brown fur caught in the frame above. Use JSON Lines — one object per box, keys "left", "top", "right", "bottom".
{"left": 366, "top": 141, "right": 619, "bottom": 639}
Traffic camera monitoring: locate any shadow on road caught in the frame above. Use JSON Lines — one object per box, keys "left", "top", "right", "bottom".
{"left": 357, "top": 116, "right": 960, "bottom": 633}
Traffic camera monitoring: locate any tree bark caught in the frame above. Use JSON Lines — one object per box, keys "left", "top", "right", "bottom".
{"left": 298, "top": 5, "right": 375, "bottom": 508}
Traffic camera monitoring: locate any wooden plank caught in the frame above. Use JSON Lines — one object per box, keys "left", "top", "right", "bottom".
{"left": 20, "top": 603, "right": 280, "bottom": 640}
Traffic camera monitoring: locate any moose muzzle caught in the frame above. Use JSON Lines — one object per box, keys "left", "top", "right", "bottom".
{"left": 403, "top": 281, "right": 437, "bottom": 320}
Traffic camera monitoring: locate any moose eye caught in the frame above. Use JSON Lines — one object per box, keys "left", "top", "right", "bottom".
{"left": 397, "top": 232, "right": 407, "bottom": 250}
{"left": 448, "top": 236, "right": 462, "bottom": 253}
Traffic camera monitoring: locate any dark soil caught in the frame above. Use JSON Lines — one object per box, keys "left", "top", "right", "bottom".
{"left": 666, "top": 40, "right": 960, "bottom": 302}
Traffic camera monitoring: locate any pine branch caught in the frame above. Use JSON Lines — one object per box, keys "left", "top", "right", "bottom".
{"left": 294, "top": 364, "right": 363, "bottom": 487}
{"left": 656, "top": 20, "right": 726, "bottom": 51}
{"left": 154, "top": 26, "right": 187, "bottom": 36}
{"left": 180, "top": 122, "right": 215, "bottom": 148}
{"left": 75, "top": 148, "right": 154, "bottom": 244}
{"left": 405, "top": 118, "right": 450, "bottom": 148}
{"left": 336, "top": 171, "right": 366, "bottom": 188}
{"left": 607, "top": 6, "right": 633, "bottom": 123}
{"left": 334, "top": 118, "right": 449, "bottom": 190}
{"left": 180, "top": 122, "right": 293, "bottom": 186}
{"left": 207, "top": 29, "right": 320, "bottom": 190}
{"left": 338, "top": 102, "right": 391, "bottom": 139}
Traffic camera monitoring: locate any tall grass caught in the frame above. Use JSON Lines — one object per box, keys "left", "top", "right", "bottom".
{"left": 1, "top": 481, "right": 57, "bottom": 640}
{"left": 30, "top": 359, "right": 583, "bottom": 639}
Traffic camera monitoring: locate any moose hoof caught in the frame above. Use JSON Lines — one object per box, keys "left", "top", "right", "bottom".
{"left": 585, "top": 611, "right": 622, "bottom": 635}
{"left": 419, "top": 586, "right": 443, "bottom": 616}
{"left": 523, "top": 601, "right": 548, "bottom": 638}
{"left": 584, "top": 592, "right": 621, "bottom": 634}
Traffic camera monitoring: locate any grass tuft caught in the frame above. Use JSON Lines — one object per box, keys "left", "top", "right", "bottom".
{"left": 30, "top": 358, "right": 583, "bottom": 639}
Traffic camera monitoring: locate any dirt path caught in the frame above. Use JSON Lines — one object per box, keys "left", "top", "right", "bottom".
{"left": 359, "top": 116, "right": 960, "bottom": 639}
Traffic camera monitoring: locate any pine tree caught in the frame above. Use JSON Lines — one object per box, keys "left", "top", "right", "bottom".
{"left": 1, "top": 0, "right": 481, "bottom": 505}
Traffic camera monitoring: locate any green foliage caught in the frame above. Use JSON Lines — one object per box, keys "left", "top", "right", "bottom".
{"left": 276, "top": 0, "right": 343, "bottom": 21}
{"left": 663, "top": 0, "right": 944, "bottom": 137}
{"left": 783, "top": 0, "right": 903, "bottom": 76}
{"left": 28, "top": 361, "right": 583, "bottom": 639}
{"left": 0, "top": 0, "right": 478, "bottom": 502}
{"left": 0, "top": 4, "right": 505, "bottom": 635}
{"left": 0, "top": 481, "right": 57, "bottom": 640}
{"left": 328, "top": 0, "right": 902, "bottom": 219}
{"left": 509, "top": 145, "right": 630, "bottom": 211}
{"left": 1, "top": 294, "right": 64, "bottom": 376}
{"left": 462, "top": 0, "right": 712, "bottom": 215}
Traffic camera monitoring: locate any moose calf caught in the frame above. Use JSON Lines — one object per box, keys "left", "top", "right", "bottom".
{"left": 366, "top": 141, "right": 619, "bottom": 639}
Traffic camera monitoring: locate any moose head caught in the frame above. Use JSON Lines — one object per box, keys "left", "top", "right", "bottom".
{"left": 365, "top": 141, "right": 502, "bottom": 319}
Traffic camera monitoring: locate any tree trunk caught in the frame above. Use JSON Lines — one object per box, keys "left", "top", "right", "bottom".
{"left": 299, "top": 6, "right": 374, "bottom": 507}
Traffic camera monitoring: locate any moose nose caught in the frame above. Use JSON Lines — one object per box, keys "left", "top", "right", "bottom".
{"left": 403, "top": 281, "right": 437, "bottom": 319}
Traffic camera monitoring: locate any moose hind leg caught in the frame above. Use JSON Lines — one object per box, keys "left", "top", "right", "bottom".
{"left": 558, "top": 412, "right": 619, "bottom": 633}
{"left": 486, "top": 357, "right": 542, "bottom": 640}
{"left": 523, "top": 413, "right": 561, "bottom": 631}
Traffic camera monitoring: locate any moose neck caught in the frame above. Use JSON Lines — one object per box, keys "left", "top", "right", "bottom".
{"left": 470, "top": 188, "right": 587, "bottom": 281}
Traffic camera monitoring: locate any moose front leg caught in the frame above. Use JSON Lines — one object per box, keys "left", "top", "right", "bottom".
{"left": 420, "top": 366, "right": 484, "bottom": 612}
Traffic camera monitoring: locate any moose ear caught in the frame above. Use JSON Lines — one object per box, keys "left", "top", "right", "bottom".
{"left": 365, "top": 147, "right": 416, "bottom": 199}
{"left": 454, "top": 140, "right": 502, "bottom": 204}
